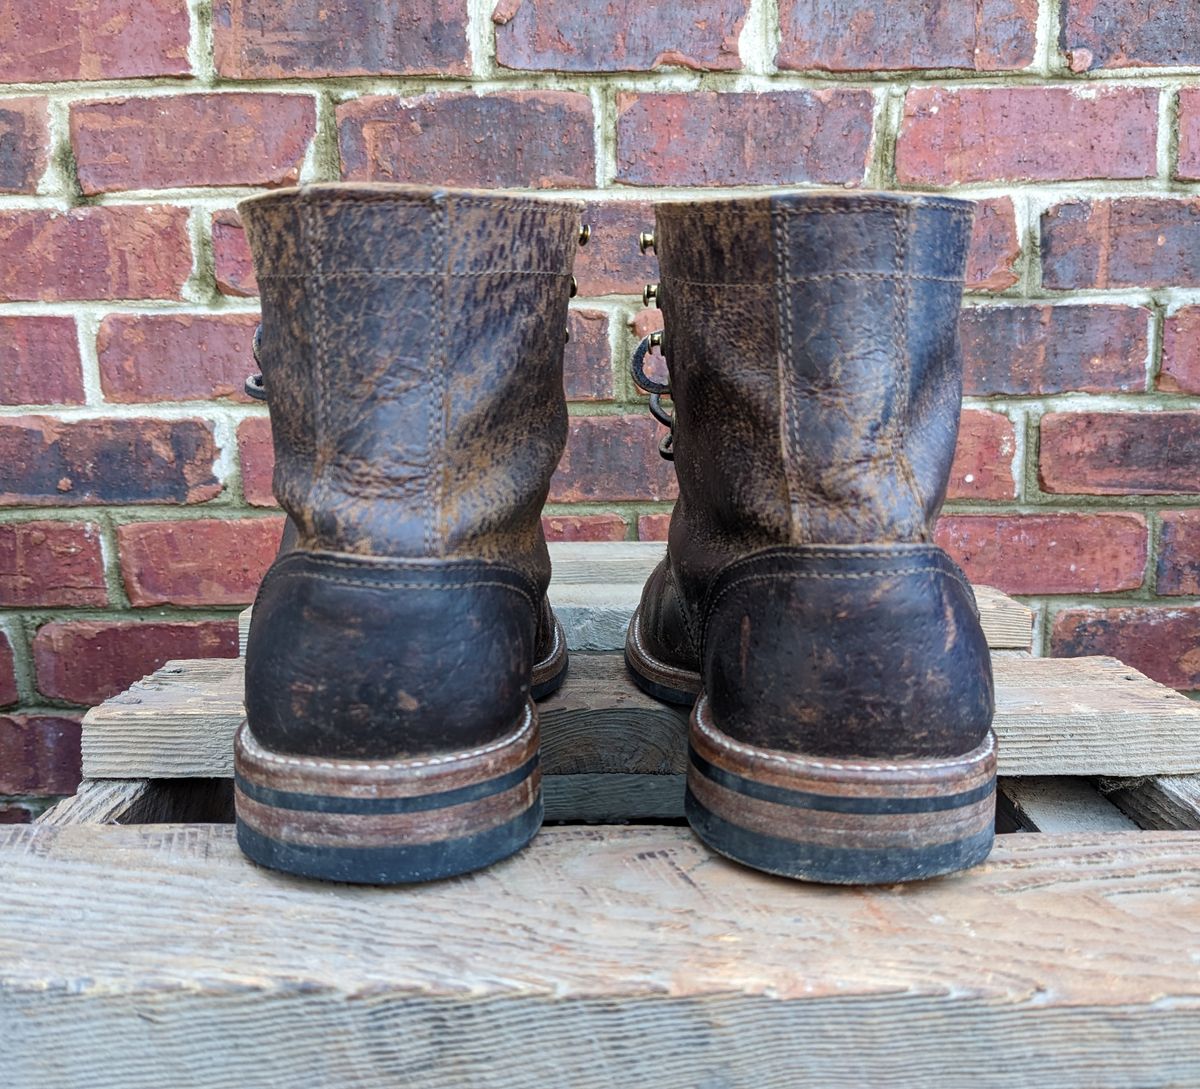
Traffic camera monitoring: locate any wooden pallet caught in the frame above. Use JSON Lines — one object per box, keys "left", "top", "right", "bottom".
{"left": 60, "top": 542, "right": 1199, "bottom": 828}
{"left": 5, "top": 823, "right": 1200, "bottom": 1088}
{"left": 14, "top": 543, "right": 1200, "bottom": 1085}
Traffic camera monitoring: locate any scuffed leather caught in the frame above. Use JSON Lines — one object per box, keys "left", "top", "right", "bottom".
{"left": 637, "top": 192, "right": 993, "bottom": 759}
{"left": 637, "top": 557, "right": 699, "bottom": 671}
{"left": 246, "top": 553, "right": 539, "bottom": 758}
{"left": 702, "top": 546, "right": 994, "bottom": 759}
{"left": 240, "top": 184, "right": 581, "bottom": 758}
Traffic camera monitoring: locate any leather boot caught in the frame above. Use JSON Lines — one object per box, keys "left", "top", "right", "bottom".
{"left": 234, "top": 184, "right": 585, "bottom": 884}
{"left": 626, "top": 192, "right": 996, "bottom": 884}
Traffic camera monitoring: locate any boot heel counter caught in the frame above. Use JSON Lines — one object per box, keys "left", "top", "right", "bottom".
{"left": 700, "top": 546, "right": 994, "bottom": 760}
{"left": 244, "top": 553, "right": 540, "bottom": 760}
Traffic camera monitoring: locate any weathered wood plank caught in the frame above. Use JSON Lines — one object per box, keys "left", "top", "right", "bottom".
{"left": 37, "top": 778, "right": 234, "bottom": 826}
{"left": 3, "top": 824, "right": 1200, "bottom": 1089}
{"left": 1106, "top": 774, "right": 1200, "bottom": 831}
{"left": 237, "top": 542, "right": 1034, "bottom": 653}
{"left": 997, "top": 777, "right": 1139, "bottom": 833}
{"left": 82, "top": 653, "right": 1200, "bottom": 782}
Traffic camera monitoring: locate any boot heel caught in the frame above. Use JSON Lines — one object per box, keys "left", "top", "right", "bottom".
{"left": 686, "top": 694, "right": 996, "bottom": 885}
{"left": 234, "top": 703, "right": 542, "bottom": 884}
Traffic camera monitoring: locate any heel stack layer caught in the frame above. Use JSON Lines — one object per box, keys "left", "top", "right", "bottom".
{"left": 687, "top": 695, "right": 996, "bottom": 884}
{"left": 234, "top": 703, "right": 541, "bottom": 884}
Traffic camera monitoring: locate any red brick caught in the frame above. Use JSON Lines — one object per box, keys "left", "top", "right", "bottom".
{"left": 1040, "top": 412, "right": 1200, "bottom": 495}
{"left": 935, "top": 513, "right": 1146, "bottom": 595}
{"left": 71, "top": 94, "right": 316, "bottom": 196}
{"left": 1061, "top": 0, "right": 1200, "bottom": 71}
{"left": 1042, "top": 199, "right": 1200, "bottom": 290}
{"left": 615, "top": 91, "right": 873, "bottom": 187}
{"left": 0, "top": 631, "right": 16, "bottom": 707}
{"left": 339, "top": 92, "right": 595, "bottom": 189}
{"left": 0, "top": 521, "right": 106, "bottom": 607}
{"left": 551, "top": 415, "right": 678, "bottom": 502}
{"left": 0, "top": 97, "right": 47, "bottom": 193}
{"left": 98, "top": 313, "right": 260, "bottom": 403}
{"left": 541, "top": 514, "right": 628, "bottom": 542}
{"left": 1157, "top": 511, "right": 1200, "bottom": 596}
{"left": 0, "top": 714, "right": 81, "bottom": 794}
{"left": 212, "top": 211, "right": 257, "bottom": 298}
{"left": 0, "top": 805, "right": 31, "bottom": 823}
{"left": 0, "top": 416, "right": 221, "bottom": 507}
{"left": 637, "top": 513, "right": 672, "bottom": 541}
{"left": 0, "top": 0, "right": 190, "bottom": 83}
{"left": 949, "top": 410, "right": 1017, "bottom": 500}
{"left": 1051, "top": 607, "right": 1200, "bottom": 691}
{"left": 118, "top": 517, "right": 283, "bottom": 607}
{"left": 897, "top": 86, "right": 1157, "bottom": 186}
{"left": 960, "top": 305, "right": 1148, "bottom": 395}
{"left": 632, "top": 307, "right": 665, "bottom": 338}
{"left": 34, "top": 619, "right": 238, "bottom": 705}
{"left": 565, "top": 310, "right": 612, "bottom": 401}
{"left": 967, "top": 197, "right": 1020, "bottom": 292}
{"left": 213, "top": 0, "right": 469, "bottom": 79}
{"left": 0, "top": 316, "right": 85, "bottom": 405}
{"left": 494, "top": 0, "right": 746, "bottom": 72}
{"left": 777, "top": 0, "right": 1037, "bottom": 71}
{"left": 1179, "top": 88, "right": 1200, "bottom": 182}
{"left": 1161, "top": 308, "right": 1200, "bottom": 395}
{"left": 0, "top": 206, "right": 192, "bottom": 302}
{"left": 237, "top": 416, "right": 276, "bottom": 507}
{"left": 574, "top": 200, "right": 658, "bottom": 296}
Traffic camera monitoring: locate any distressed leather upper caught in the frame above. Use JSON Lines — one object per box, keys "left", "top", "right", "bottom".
{"left": 637, "top": 192, "right": 994, "bottom": 758}
{"left": 657, "top": 192, "right": 974, "bottom": 606}
{"left": 240, "top": 185, "right": 581, "bottom": 758}
{"left": 241, "top": 184, "right": 582, "bottom": 585}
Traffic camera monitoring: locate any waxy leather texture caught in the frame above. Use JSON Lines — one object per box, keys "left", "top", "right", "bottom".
{"left": 241, "top": 185, "right": 581, "bottom": 759}
{"left": 635, "top": 192, "right": 995, "bottom": 760}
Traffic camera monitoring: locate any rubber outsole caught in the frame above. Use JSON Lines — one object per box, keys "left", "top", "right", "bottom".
{"left": 687, "top": 693, "right": 998, "bottom": 884}
{"left": 234, "top": 702, "right": 542, "bottom": 884}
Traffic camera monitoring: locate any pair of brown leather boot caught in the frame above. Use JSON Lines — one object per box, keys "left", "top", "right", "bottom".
{"left": 235, "top": 184, "right": 996, "bottom": 887}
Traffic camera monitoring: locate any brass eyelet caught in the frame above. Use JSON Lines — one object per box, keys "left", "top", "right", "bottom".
{"left": 638, "top": 230, "right": 656, "bottom": 254}
{"left": 570, "top": 276, "right": 578, "bottom": 298}
{"left": 642, "top": 283, "right": 659, "bottom": 308}
{"left": 578, "top": 224, "right": 591, "bottom": 246}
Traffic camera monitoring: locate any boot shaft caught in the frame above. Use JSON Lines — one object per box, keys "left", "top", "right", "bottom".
{"left": 241, "top": 185, "right": 583, "bottom": 568}
{"left": 654, "top": 192, "right": 973, "bottom": 557}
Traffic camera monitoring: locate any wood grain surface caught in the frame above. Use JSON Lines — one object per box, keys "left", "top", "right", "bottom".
{"left": 997, "top": 777, "right": 1139, "bottom": 833}
{"left": 82, "top": 653, "right": 1200, "bottom": 782}
{"left": 2, "top": 823, "right": 1199, "bottom": 1088}
{"left": 37, "top": 777, "right": 233, "bottom": 826}
{"left": 1106, "top": 774, "right": 1200, "bottom": 830}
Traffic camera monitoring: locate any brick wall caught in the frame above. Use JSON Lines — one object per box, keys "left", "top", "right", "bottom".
{"left": 1, "top": 0, "right": 1199, "bottom": 816}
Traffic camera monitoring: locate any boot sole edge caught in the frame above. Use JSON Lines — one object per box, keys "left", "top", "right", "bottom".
{"left": 623, "top": 606, "right": 701, "bottom": 705}
{"left": 234, "top": 703, "right": 542, "bottom": 884}
{"left": 687, "top": 694, "right": 997, "bottom": 885}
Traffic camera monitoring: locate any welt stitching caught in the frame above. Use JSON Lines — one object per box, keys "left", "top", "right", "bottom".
{"left": 239, "top": 705, "right": 534, "bottom": 772}
{"left": 429, "top": 203, "right": 447, "bottom": 557}
{"left": 660, "top": 199, "right": 972, "bottom": 218}
{"left": 891, "top": 204, "right": 926, "bottom": 537}
{"left": 266, "top": 570, "right": 538, "bottom": 616}
{"left": 301, "top": 195, "right": 584, "bottom": 212}
{"left": 305, "top": 199, "right": 333, "bottom": 530}
{"left": 258, "top": 269, "right": 569, "bottom": 279}
{"left": 701, "top": 564, "right": 974, "bottom": 635}
{"left": 773, "top": 206, "right": 805, "bottom": 545}
{"left": 693, "top": 704, "right": 995, "bottom": 774}
{"left": 664, "top": 272, "right": 963, "bottom": 287}
{"left": 711, "top": 545, "right": 950, "bottom": 581}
